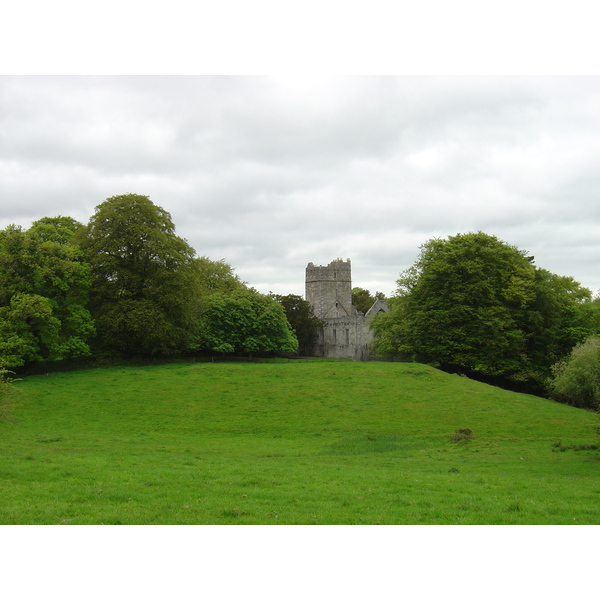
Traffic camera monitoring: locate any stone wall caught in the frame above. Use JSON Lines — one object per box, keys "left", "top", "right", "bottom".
{"left": 311, "top": 314, "right": 373, "bottom": 361}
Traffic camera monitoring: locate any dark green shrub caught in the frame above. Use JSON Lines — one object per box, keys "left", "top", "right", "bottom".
{"left": 451, "top": 428, "right": 474, "bottom": 442}
{"left": 548, "top": 336, "right": 600, "bottom": 409}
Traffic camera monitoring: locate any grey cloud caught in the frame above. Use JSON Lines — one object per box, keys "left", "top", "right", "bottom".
{"left": 2, "top": 75, "right": 600, "bottom": 297}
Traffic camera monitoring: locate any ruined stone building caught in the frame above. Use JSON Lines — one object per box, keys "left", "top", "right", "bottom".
{"left": 305, "top": 258, "right": 389, "bottom": 360}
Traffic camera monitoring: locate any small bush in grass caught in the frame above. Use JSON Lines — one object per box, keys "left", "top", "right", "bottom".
{"left": 548, "top": 336, "right": 600, "bottom": 410}
{"left": 452, "top": 428, "right": 474, "bottom": 442}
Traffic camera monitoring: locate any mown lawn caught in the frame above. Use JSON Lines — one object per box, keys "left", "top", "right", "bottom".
{"left": 1, "top": 359, "right": 599, "bottom": 524}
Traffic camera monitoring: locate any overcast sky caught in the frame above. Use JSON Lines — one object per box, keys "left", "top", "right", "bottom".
{"left": 2, "top": 75, "right": 600, "bottom": 297}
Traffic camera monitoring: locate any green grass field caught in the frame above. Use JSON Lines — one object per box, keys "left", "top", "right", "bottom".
{"left": 2, "top": 359, "right": 599, "bottom": 524}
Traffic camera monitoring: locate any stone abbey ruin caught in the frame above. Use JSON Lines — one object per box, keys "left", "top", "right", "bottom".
{"left": 305, "top": 258, "right": 389, "bottom": 360}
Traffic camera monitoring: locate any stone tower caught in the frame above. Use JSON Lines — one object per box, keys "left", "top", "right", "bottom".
{"left": 305, "top": 258, "right": 356, "bottom": 319}
{"left": 305, "top": 258, "right": 390, "bottom": 360}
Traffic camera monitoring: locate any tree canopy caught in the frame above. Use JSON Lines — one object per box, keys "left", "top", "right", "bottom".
{"left": 271, "top": 294, "right": 323, "bottom": 354}
{"left": 3, "top": 197, "right": 599, "bottom": 387}
{"left": 371, "top": 232, "right": 596, "bottom": 391}
{"left": 0, "top": 193, "right": 298, "bottom": 366}
{"left": 352, "top": 287, "right": 386, "bottom": 314}
{"left": 202, "top": 289, "right": 298, "bottom": 357}
{"left": 0, "top": 218, "right": 94, "bottom": 367}
{"left": 78, "top": 194, "right": 198, "bottom": 357}
{"left": 352, "top": 288, "right": 375, "bottom": 314}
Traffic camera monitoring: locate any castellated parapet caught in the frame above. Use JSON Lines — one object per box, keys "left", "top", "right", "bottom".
{"left": 305, "top": 258, "right": 357, "bottom": 319}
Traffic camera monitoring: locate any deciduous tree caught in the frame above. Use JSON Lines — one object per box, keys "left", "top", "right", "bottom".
{"left": 351, "top": 287, "right": 375, "bottom": 314}
{"left": 526, "top": 269, "right": 594, "bottom": 373}
{"left": 371, "top": 232, "right": 595, "bottom": 390}
{"left": 79, "top": 194, "right": 197, "bottom": 357}
{"left": 351, "top": 287, "right": 387, "bottom": 314}
{"left": 202, "top": 289, "right": 298, "bottom": 357}
{"left": 271, "top": 294, "right": 323, "bottom": 354}
{"left": 0, "top": 218, "right": 94, "bottom": 367}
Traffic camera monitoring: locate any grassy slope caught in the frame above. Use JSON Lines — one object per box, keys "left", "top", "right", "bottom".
{"left": 1, "top": 359, "right": 599, "bottom": 524}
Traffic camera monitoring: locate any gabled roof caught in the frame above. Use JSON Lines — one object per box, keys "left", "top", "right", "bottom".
{"left": 364, "top": 298, "right": 390, "bottom": 317}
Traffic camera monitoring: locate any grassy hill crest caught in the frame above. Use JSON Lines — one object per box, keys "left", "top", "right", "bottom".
{"left": 2, "top": 359, "right": 599, "bottom": 524}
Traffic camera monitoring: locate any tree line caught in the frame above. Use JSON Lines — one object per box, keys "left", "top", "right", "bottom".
{"left": 0, "top": 194, "right": 322, "bottom": 370}
{"left": 2, "top": 197, "right": 599, "bottom": 409}
{"left": 370, "top": 231, "right": 600, "bottom": 407}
